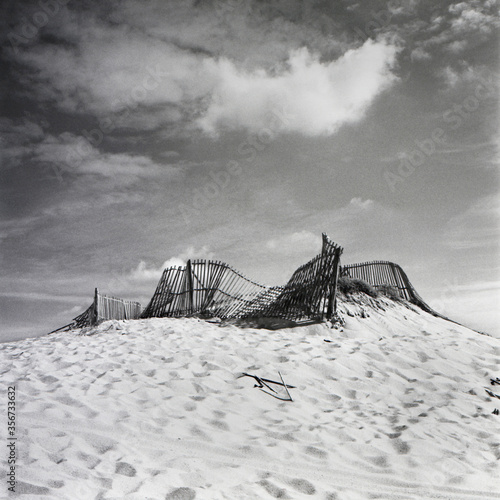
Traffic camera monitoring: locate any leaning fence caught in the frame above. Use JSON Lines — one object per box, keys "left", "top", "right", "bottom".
{"left": 142, "top": 234, "right": 343, "bottom": 321}
{"left": 51, "top": 233, "right": 451, "bottom": 332}
{"left": 340, "top": 261, "right": 436, "bottom": 314}
{"left": 50, "top": 289, "right": 142, "bottom": 332}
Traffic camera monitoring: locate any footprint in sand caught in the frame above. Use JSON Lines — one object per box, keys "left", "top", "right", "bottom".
{"left": 165, "top": 486, "right": 196, "bottom": 499}
{"left": 289, "top": 478, "right": 316, "bottom": 495}
{"left": 115, "top": 461, "right": 136, "bottom": 477}
{"left": 209, "top": 419, "right": 229, "bottom": 431}
{"left": 392, "top": 438, "right": 411, "bottom": 454}
{"left": 258, "top": 479, "right": 289, "bottom": 499}
{"left": 14, "top": 481, "right": 51, "bottom": 495}
{"left": 304, "top": 446, "right": 328, "bottom": 459}
{"left": 85, "top": 433, "right": 117, "bottom": 454}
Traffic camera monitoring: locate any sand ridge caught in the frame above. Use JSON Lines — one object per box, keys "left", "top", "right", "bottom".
{"left": 1, "top": 298, "right": 499, "bottom": 499}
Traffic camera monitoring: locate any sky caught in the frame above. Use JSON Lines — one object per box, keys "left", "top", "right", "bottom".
{"left": 0, "top": 0, "right": 499, "bottom": 342}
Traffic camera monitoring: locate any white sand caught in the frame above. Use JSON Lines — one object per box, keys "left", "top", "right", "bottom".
{"left": 1, "top": 296, "right": 499, "bottom": 499}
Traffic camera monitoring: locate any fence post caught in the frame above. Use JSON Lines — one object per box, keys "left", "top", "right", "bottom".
{"left": 326, "top": 249, "right": 341, "bottom": 319}
{"left": 92, "top": 288, "right": 99, "bottom": 326}
{"left": 186, "top": 260, "right": 194, "bottom": 314}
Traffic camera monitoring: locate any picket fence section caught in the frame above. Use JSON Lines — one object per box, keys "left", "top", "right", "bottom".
{"left": 51, "top": 289, "right": 142, "bottom": 332}
{"left": 141, "top": 234, "right": 343, "bottom": 321}
{"left": 52, "top": 233, "right": 450, "bottom": 333}
{"left": 340, "top": 261, "right": 435, "bottom": 313}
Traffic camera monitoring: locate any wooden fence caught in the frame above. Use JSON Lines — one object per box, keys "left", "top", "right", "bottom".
{"left": 51, "top": 234, "right": 450, "bottom": 332}
{"left": 340, "top": 261, "right": 435, "bottom": 313}
{"left": 50, "top": 289, "right": 142, "bottom": 332}
{"left": 142, "top": 234, "right": 343, "bottom": 321}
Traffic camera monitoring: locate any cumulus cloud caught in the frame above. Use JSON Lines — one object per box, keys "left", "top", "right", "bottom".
{"left": 129, "top": 246, "right": 214, "bottom": 282}
{"left": 417, "top": 0, "right": 499, "bottom": 56}
{"left": 10, "top": 7, "right": 398, "bottom": 138}
{"left": 348, "top": 197, "right": 374, "bottom": 211}
{"left": 448, "top": 1, "right": 499, "bottom": 34}
{"left": 198, "top": 40, "right": 399, "bottom": 136}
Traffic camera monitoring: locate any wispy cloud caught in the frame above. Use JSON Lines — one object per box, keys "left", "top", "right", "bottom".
{"left": 444, "top": 194, "right": 500, "bottom": 250}
{"left": 1, "top": 119, "right": 178, "bottom": 188}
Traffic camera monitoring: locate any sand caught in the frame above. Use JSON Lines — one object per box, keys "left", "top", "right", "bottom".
{"left": 1, "top": 295, "right": 499, "bottom": 499}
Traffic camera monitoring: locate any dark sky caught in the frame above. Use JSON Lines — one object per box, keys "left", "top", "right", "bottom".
{"left": 1, "top": 0, "right": 499, "bottom": 341}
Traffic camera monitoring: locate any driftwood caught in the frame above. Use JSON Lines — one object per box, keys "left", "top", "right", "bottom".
{"left": 239, "top": 372, "right": 296, "bottom": 389}
{"left": 240, "top": 372, "right": 294, "bottom": 401}
{"left": 485, "top": 389, "right": 500, "bottom": 400}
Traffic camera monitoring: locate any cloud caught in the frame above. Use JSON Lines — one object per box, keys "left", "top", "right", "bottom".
{"left": 348, "top": 197, "right": 374, "bottom": 211}
{"left": 9, "top": 4, "right": 398, "bottom": 138}
{"left": 0, "top": 215, "right": 41, "bottom": 243}
{"left": 428, "top": 279, "right": 500, "bottom": 338}
{"left": 417, "top": 0, "right": 499, "bottom": 56}
{"left": 1, "top": 120, "right": 174, "bottom": 186}
{"left": 197, "top": 40, "right": 399, "bottom": 136}
{"left": 266, "top": 231, "right": 322, "bottom": 255}
{"left": 444, "top": 194, "right": 500, "bottom": 250}
{"left": 410, "top": 47, "right": 431, "bottom": 61}
{"left": 11, "top": 14, "right": 210, "bottom": 122}
{"left": 0, "top": 291, "right": 83, "bottom": 303}
{"left": 128, "top": 246, "right": 214, "bottom": 282}
{"left": 448, "top": 1, "right": 499, "bottom": 34}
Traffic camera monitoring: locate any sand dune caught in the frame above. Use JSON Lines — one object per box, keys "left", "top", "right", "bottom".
{"left": 1, "top": 296, "right": 499, "bottom": 499}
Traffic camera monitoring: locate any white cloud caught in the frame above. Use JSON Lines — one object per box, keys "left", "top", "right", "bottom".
{"left": 128, "top": 246, "right": 214, "bottom": 282}
{"left": 449, "top": 2, "right": 498, "bottom": 34}
{"left": 11, "top": 19, "right": 397, "bottom": 138}
{"left": 438, "top": 64, "right": 481, "bottom": 88}
{"left": 266, "top": 231, "right": 322, "bottom": 255}
{"left": 410, "top": 47, "right": 431, "bottom": 61}
{"left": 197, "top": 40, "right": 399, "bottom": 136}
{"left": 446, "top": 40, "right": 468, "bottom": 54}
{"left": 419, "top": 0, "right": 499, "bottom": 56}
{"left": 348, "top": 197, "right": 374, "bottom": 211}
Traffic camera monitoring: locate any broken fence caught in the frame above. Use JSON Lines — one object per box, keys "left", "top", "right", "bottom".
{"left": 55, "top": 233, "right": 450, "bottom": 332}
{"left": 340, "top": 261, "right": 437, "bottom": 315}
{"left": 141, "top": 233, "right": 343, "bottom": 321}
{"left": 51, "top": 289, "right": 142, "bottom": 332}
